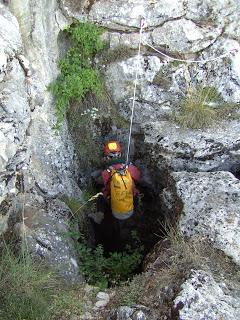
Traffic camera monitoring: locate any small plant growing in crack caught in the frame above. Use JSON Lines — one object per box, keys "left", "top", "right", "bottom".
{"left": 175, "top": 85, "right": 240, "bottom": 129}
{"left": 175, "top": 86, "right": 219, "bottom": 129}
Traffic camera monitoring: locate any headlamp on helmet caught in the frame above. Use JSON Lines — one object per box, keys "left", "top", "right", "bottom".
{"left": 104, "top": 140, "right": 121, "bottom": 156}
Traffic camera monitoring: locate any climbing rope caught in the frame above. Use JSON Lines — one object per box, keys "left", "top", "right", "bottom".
{"left": 126, "top": 18, "right": 146, "bottom": 164}
{"left": 125, "top": 18, "right": 238, "bottom": 164}
{"left": 142, "top": 41, "right": 238, "bottom": 64}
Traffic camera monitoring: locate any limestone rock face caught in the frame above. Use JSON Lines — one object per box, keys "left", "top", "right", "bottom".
{"left": 14, "top": 194, "right": 81, "bottom": 282}
{"left": 152, "top": 18, "right": 222, "bottom": 53}
{"left": 174, "top": 270, "right": 240, "bottom": 320}
{"left": 1, "top": 0, "right": 240, "bottom": 308}
{"left": 89, "top": 0, "right": 240, "bottom": 177}
{"left": 22, "top": 0, "right": 240, "bottom": 318}
{"left": 0, "top": 5, "right": 21, "bottom": 55}
{"left": 0, "top": 5, "right": 28, "bottom": 181}
{"left": 0, "top": 1, "right": 81, "bottom": 281}
{"left": 162, "top": 171, "right": 240, "bottom": 265}
{"left": 0, "top": 0, "right": 78, "bottom": 201}
{"left": 105, "top": 55, "right": 161, "bottom": 104}
{"left": 143, "top": 120, "right": 240, "bottom": 174}
{"left": 89, "top": 0, "right": 185, "bottom": 30}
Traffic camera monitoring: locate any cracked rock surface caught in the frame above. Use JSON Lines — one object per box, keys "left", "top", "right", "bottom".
{"left": 174, "top": 270, "right": 240, "bottom": 320}
{"left": 143, "top": 120, "right": 240, "bottom": 173}
{"left": 89, "top": 0, "right": 240, "bottom": 178}
{"left": 162, "top": 171, "right": 240, "bottom": 265}
{"left": 14, "top": 194, "right": 82, "bottom": 282}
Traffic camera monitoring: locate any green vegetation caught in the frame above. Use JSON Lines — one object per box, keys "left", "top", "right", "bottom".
{"left": 175, "top": 86, "right": 240, "bottom": 129}
{"left": 62, "top": 194, "right": 144, "bottom": 289}
{"left": 0, "top": 244, "right": 51, "bottom": 320}
{"left": 115, "top": 273, "right": 145, "bottom": 306}
{"left": 112, "top": 224, "right": 239, "bottom": 319}
{"left": 50, "top": 285, "right": 96, "bottom": 320}
{"left": 67, "top": 92, "right": 108, "bottom": 174}
{"left": 216, "top": 102, "right": 240, "bottom": 120}
{"left": 170, "top": 60, "right": 184, "bottom": 67}
{"left": 63, "top": 195, "right": 85, "bottom": 216}
{"left": 76, "top": 233, "right": 143, "bottom": 289}
{"left": 0, "top": 242, "right": 98, "bottom": 319}
{"left": 66, "top": 88, "right": 128, "bottom": 174}
{"left": 48, "top": 22, "right": 105, "bottom": 129}
{"left": 68, "top": 219, "right": 143, "bottom": 289}
{"left": 152, "top": 67, "right": 172, "bottom": 88}
{"left": 176, "top": 86, "right": 219, "bottom": 129}
{"left": 62, "top": 193, "right": 100, "bottom": 243}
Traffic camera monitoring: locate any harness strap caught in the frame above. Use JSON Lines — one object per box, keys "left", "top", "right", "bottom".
{"left": 106, "top": 165, "right": 129, "bottom": 190}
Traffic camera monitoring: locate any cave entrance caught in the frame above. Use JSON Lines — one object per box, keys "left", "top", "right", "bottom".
{"left": 77, "top": 131, "right": 168, "bottom": 286}
{"left": 80, "top": 183, "right": 166, "bottom": 287}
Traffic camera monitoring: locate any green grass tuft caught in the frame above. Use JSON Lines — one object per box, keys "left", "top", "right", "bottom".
{"left": 175, "top": 86, "right": 240, "bottom": 129}
{"left": 176, "top": 86, "right": 219, "bottom": 129}
{"left": 0, "top": 242, "right": 99, "bottom": 319}
{"left": 0, "top": 244, "right": 54, "bottom": 320}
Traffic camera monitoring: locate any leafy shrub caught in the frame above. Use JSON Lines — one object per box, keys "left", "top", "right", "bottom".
{"left": 64, "top": 228, "right": 144, "bottom": 289}
{"left": 176, "top": 86, "right": 219, "bottom": 129}
{"left": 76, "top": 239, "right": 143, "bottom": 288}
{"left": 48, "top": 22, "right": 105, "bottom": 129}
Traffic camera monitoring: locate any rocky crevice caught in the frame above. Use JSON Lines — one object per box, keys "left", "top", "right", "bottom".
{"left": 0, "top": 1, "right": 240, "bottom": 318}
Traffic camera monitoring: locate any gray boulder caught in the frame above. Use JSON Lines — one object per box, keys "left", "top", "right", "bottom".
{"left": 143, "top": 120, "right": 240, "bottom": 173}
{"left": 162, "top": 171, "right": 240, "bottom": 265}
{"left": 108, "top": 305, "right": 158, "bottom": 320}
{"left": 174, "top": 270, "right": 240, "bottom": 320}
{"left": 13, "top": 194, "right": 82, "bottom": 282}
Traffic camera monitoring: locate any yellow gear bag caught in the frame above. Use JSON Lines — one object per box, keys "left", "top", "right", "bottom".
{"left": 109, "top": 166, "right": 134, "bottom": 215}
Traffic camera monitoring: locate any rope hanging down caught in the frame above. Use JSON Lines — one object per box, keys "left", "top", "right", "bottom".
{"left": 125, "top": 18, "right": 238, "bottom": 164}
{"left": 126, "top": 18, "right": 145, "bottom": 164}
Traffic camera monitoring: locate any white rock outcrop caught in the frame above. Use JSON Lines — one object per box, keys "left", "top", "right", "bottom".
{"left": 89, "top": 0, "right": 185, "bottom": 29}
{"left": 143, "top": 120, "right": 240, "bottom": 173}
{"left": 174, "top": 270, "right": 240, "bottom": 320}
{"left": 1, "top": 0, "right": 240, "bottom": 310}
{"left": 162, "top": 171, "right": 240, "bottom": 265}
